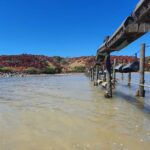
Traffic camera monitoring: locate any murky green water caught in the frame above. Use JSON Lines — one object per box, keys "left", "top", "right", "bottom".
{"left": 0, "top": 74, "right": 150, "bottom": 150}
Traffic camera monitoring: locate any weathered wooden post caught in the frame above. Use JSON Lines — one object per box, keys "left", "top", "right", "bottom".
{"left": 112, "top": 59, "right": 116, "bottom": 86}
{"left": 103, "top": 65, "right": 106, "bottom": 81}
{"left": 91, "top": 67, "right": 94, "bottom": 81}
{"left": 102, "top": 65, "right": 105, "bottom": 75}
{"left": 96, "top": 65, "right": 99, "bottom": 81}
{"left": 138, "top": 43, "right": 145, "bottom": 97}
{"left": 98, "top": 66, "right": 101, "bottom": 80}
{"left": 121, "top": 59, "right": 124, "bottom": 81}
{"left": 90, "top": 67, "right": 93, "bottom": 81}
{"left": 93, "top": 67, "right": 95, "bottom": 82}
{"left": 128, "top": 72, "right": 131, "bottom": 86}
{"left": 105, "top": 53, "right": 112, "bottom": 98}
{"left": 94, "top": 65, "right": 99, "bottom": 86}
{"left": 93, "top": 66, "right": 96, "bottom": 81}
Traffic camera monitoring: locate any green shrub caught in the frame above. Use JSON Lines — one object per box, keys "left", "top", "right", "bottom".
{"left": 53, "top": 56, "right": 63, "bottom": 63}
{"left": 0, "top": 67, "right": 13, "bottom": 73}
{"left": 23, "top": 67, "right": 61, "bottom": 74}
{"left": 61, "top": 59, "right": 68, "bottom": 65}
{"left": 53, "top": 56, "right": 69, "bottom": 65}
{"left": 42, "top": 67, "right": 56, "bottom": 74}
{"left": 24, "top": 68, "right": 41, "bottom": 74}
{"left": 72, "top": 66, "right": 86, "bottom": 73}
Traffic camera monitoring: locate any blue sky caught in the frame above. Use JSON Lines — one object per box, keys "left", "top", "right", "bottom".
{"left": 0, "top": 0, "right": 149, "bottom": 57}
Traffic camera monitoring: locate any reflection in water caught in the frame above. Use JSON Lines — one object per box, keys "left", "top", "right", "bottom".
{"left": 0, "top": 74, "right": 150, "bottom": 150}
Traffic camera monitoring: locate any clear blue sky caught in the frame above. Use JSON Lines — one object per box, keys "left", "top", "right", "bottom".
{"left": 0, "top": 0, "right": 149, "bottom": 57}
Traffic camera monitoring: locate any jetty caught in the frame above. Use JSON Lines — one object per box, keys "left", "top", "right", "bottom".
{"left": 90, "top": 0, "right": 150, "bottom": 98}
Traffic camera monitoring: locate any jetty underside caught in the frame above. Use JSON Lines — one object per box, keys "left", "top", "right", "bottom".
{"left": 96, "top": 0, "right": 150, "bottom": 63}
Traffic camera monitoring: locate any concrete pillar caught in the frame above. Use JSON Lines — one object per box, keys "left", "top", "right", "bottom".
{"left": 138, "top": 43, "right": 145, "bottom": 97}
{"left": 105, "top": 53, "right": 112, "bottom": 98}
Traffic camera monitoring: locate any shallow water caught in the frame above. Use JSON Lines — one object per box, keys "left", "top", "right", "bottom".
{"left": 0, "top": 73, "right": 150, "bottom": 150}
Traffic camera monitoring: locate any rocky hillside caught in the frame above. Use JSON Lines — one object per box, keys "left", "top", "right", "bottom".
{"left": 0, "top": 54, "right": 61, "bottom": 73}
{"left": 0, "top": 54, "right": 95, "bottom": 73}
{"left": 0, "top": 54, "right": 149, "bottom": 73}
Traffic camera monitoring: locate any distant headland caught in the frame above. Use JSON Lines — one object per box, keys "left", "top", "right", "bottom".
{"left": 0, "top": 54, "right": 149, "bottom": 75}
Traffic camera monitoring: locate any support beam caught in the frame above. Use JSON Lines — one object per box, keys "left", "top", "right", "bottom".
{"left": 138, "top": 43, "right": 145, "bottom": 97}
{"left": 105, "top": 53, "right": 112, "bottom": 98}
{"left": 126, "top": 23, "right": 150, "bottom": 33}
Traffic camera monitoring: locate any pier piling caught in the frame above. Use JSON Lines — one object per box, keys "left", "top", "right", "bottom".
{"left": 94, "top": 65, "right": 99, "bottom": 86}
{"left": 105, "top": 53, "right": 112, "bottom": 98}
{"left": 96, "top": 65, "right": 99, "bottom": 81}
{"left": 121, "top": 60, "right": 124, "bottom": 81}
{"left": 91, "top": 67, "right": 94, "bottom": 81}
{"left": 112, "top": 59, "right": 116, "bottom": 86}
{"left": 138, "top": 43, "right": 145, "bottom": 97}
{"left": 128, "top": 72, "right": 131, "bottom": 87}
